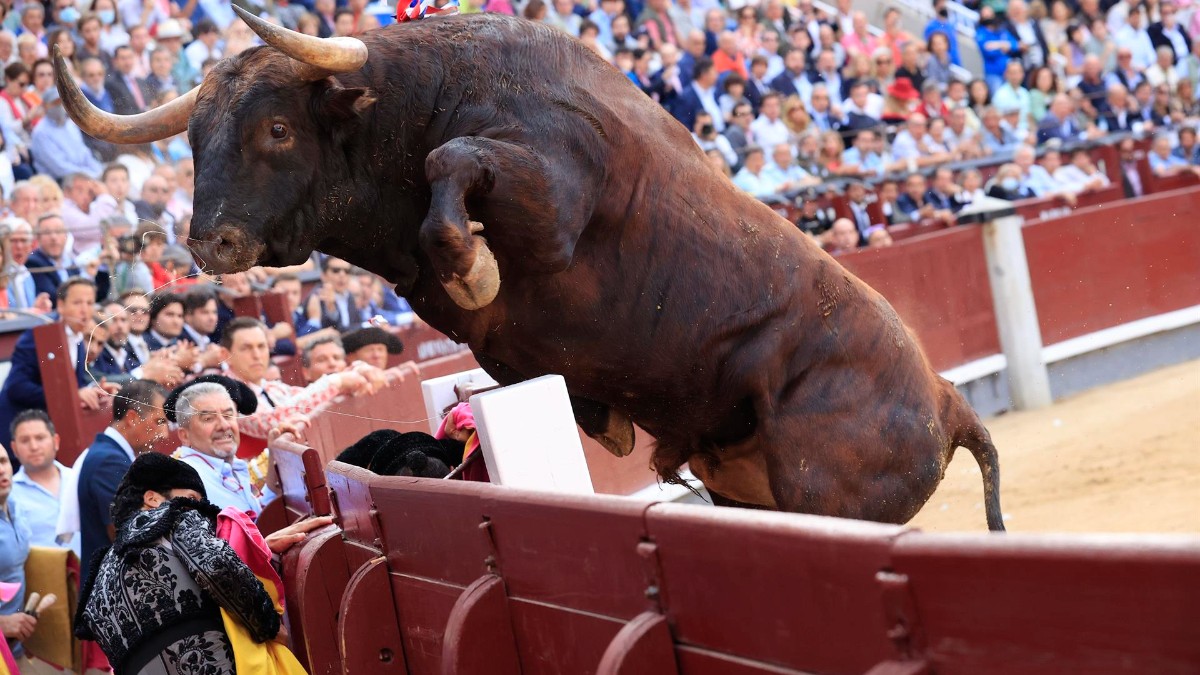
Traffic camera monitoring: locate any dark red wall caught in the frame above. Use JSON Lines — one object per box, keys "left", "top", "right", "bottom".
{"left": 1024, "top": 187, "right": 1200, "bottom": 345}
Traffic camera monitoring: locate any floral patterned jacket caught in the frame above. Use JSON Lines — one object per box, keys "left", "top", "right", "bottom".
{"left": 74, "top": 499, "right": 280, "bottom": 674}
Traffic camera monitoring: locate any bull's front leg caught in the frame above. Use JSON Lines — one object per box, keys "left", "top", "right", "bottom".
{"left": 420, "top": 136, "right": 590, "bottom": 310}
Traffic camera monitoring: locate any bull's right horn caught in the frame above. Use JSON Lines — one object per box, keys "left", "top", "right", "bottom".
{"left": 232, "top": 6, "right": 367, "bottom": 81}
{"left": 53, "top": 46, "right": 197, "bottom": 144}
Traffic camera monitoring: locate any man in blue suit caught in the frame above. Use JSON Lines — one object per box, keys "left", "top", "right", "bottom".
{"left": 671, "top": 57, "right": 721, "bottom": 133}
{"left": 25, "top": 213, "right": 110, "bottom": 308}
{"left": 1036, "top": 93, "right": 1100, "bottom": 145}
{"left": 0, "top": 278, "right": 116, "bottom": 458}
{"left": 75, "top": 379, "right": 168, "bottom": 581}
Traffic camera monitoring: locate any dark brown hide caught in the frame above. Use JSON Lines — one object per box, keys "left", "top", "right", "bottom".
{"left": 177, "top": 15, "right": 1003, "bottom": 530}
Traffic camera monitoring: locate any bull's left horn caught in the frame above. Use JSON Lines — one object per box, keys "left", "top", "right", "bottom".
{"left": 442, "top": 234, "right": 502, "bottom": 311}
{"left": 233, "top": 5, "right": 367, "bottom": 80}
{"left": 53, "top": 46, "right": 197, "bottom": 144}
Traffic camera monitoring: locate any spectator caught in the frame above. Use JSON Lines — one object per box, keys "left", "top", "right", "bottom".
{"left": 810, "top": 50, "right": 843, "bottom": 103}
{"left": 879, "top": 7, "right": 913, "bottom": 64}
{"left": 1107, "top": 45, "right": 1148, "bottom": 93}
{"left": 895, "top": 42, "right": 926, "bottom": 93}
{"left": 61, "top": 172, "right": 108, "bottom": 253}
{"left": 673, "top": 56, "right": 722, "bottom": 132}
{"left": 993, "top": 61, "right": 1032, "bottom": 124}
{"left": 782, "top": 94, "right": 812, "bottom": 143}
{"left": 0, "top": 277, "right": 117, "bottom": 454}
{"left": 1146, "top": 46, "right": 1181, "bottom": 90}
{"left": 891, "top": 112, "right": 953, "bottom": 167}
{"left": 30, "top": 87, "right": 103, "bottom": 180}
{"left": 743, "top": 55, "right": 773, "bottom": 111}
{"left": 185, "top": 19, "right": 222, "bottom": 72}
{"left": 927, "top": 167, "right": 966, "bottom": 213}
{"left": 977, "top": 8, "right": 1019, "bottom": 91}
{"left": 92, "top": 298, "right": 185, "bottom": 386}
{"left": 0, "top": 448, "right": 37, "bottom": 663}
{"left": 2, "top": 217, "right": 43, "bottom": 311}
{"left": 546, "top": 0, "right": 582, "bottom": 35}
{"left": 872, "top": 46, "right": 899, "bottom": 89}
{"left": 843, "top": 180, "right": 874, "bottom": 239}
{"left": 1173, "top": 125, "right": 1200, "bottom": 162}
{"left": 807, "top": 83, "right": 843, "bottom": 133}
{"left": 1013, "top": 143, "right": 1071, "bottom": 198}
{"left": 1042, "top": 0, "right": 1072, "bottom": 54}
{"left": 117, "top": 221, "right": 167, "bottom": 293}
{"left": 105, "top": 45, "right": 151, "bottom": 115}
{"left": 1037, "top": 93, "right": 1101, "bottom": 143}
{"left": 840, "top": 128, "right": 890, "bottom": 176}
{"left": 1148, "top": 132, "right": 1200, "bottom": 175}
{"left": 182, "top": 289, "right": 225, "bottom": 374}
{"left": 171, "top": 378, "right": 265, "bottom": 517}
{"left": 27, "top": 213, "right": 82, "bottom": 304}
{"left": 1178, "top": 38, "right": 1200, "bottom": 96}
{"left": 134, "top": 174, "right": 178, "bottom": 241}
{"left": 732, "top": 145, "right": 779, "bottom": 199}
{"left": 96, "top": 162, "right": 139, "bottom": 224}
{"left": 827, "top": 217, "right": 861, "bottom": 255}
{"left": 960, "top": 168, "right": 988, "bottom": 203}
{"left": 723, "top": 101, "right": 755, "bottom": 167}
{"left": 1149, "top": 1, "right": 1192, "bottom": 64}
{"left": 9, "top": 409, "right": 74, "bottom": 549}
{"left": 795, "top": 193, "right": 834, "bottom": 237}
{"left": 748, "top": 91, "right": 788, "bottom": 155}
{"left": 1054, "top": 147, "right": 1113, "bottom": 191}
{"left": 881, "top": 77, "right": 921, "bottom": 123}
{"left": 925, "top": 0, "right": 961, "bottom": 66}
{"left": 588, "top": 0, "right": 625, "bottom": 51}
{"left": 1100, "top": 83, "right": 1138, "bottom": 131}
{"left": 94, "top": 0, "right": 129, "bottom": 54}
{"left": 866, "top": 225, "right": 894, "bottom": 248}
{"left": 769, "top": 47, "right": 812, "bottom": 105}
{"left": 842, "top": 12, "right": 879, "bottom": 59}
{"left": 301, "top": 335, "right": 347, "bottom": 383}
{"left": 119, "top": 289, "right": 153, "bottom": 364}
{"left": 897, "top": 173, "right": 954, "bottom": 224}
{"left": 145, "top": 291, "right": 188, "bottom": 352}
{"left": 987, "top": 162, "right": 1037, "bottom": 199}
{"left": 795, "top": 132, "right": 828, "bottom": 179}
{"left": 1006, "top": 0, "right": 1049, "bottom": 70}
{"left": 763, "top": 142, "right": 815, "bottom": 193}
{"left": 925, "top": 32, "right": 955, "bottom": 89}
{"left": 1027, "top": 66, "right": 1058, "bottom": 123}
{"left": 609, "top": 14, "right": 640, "bottom": 53}
{"left": 843, "top": 80, "right": 884, "bottom": 120}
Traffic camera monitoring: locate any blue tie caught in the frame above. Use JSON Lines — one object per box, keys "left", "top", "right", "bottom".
{"left": 75, "top": 340, "right": 87, "bottom": 384}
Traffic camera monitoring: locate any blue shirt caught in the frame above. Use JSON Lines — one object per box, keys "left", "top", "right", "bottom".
{"left": 925, "top": 19, "right": 961, "bottom": 65}
{"left": 1149, "top": 151, "right": 1188, "bottom": 175}
{"left": 176, "top": 447, "right": 262, "bottom": 518}
{"left": 976, "top": 25, "right": 1018, "bottom": 79}
{"left": 1021, "top": 165, "right": 1059, "bottom": 197}
{"left": 0, "top": 500, "right": 31, "bottom": 657}
{"left": 12, "top": 462, "right": 78, "bottom": 554}
{"left": 29, "top": 118, "right": 104, "bottom": 180}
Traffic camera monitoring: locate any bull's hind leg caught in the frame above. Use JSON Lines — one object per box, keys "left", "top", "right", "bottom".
{"left": 420, "top": 136, "right": 595, "bottom": 310}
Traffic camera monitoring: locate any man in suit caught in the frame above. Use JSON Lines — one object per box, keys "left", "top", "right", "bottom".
{"left": 809, "top": 49, "right": 844, "bottom": 102}
{"left": 1148, "top": 2, "right": 1192, "bottom": 64}
{"left": 105, "top": 45, "right": 152, "bottom": 116}
{"left": 2, "top": 218, "right": 45, "bottom": 312}
{"left": 722, "top": 101, "right": 755, "bottom": 170}
{"left": 744, "top": 55, "right": 772, "bottom": 114}
{"left": 75, "top": 379, "right": 168, "bottom": 581}
{"left": 1099, "top": 83, "right": 1138, "bottom": 132}
{"left": 925, "top": 168, "right": 965, "bottom": 214}
{"left": 0, "top": 278, "right": 117, "bottom": 457}
{"left": 1037, "top": 94, "right": 1101, "bottom": 145}
{"left": 91, "top": 300, "right": 184, "bottom": 386}
{"left": 769, "top": 47, "right": 812, "bottom": 104}
{"left": 26, "top": 213, "right": 79, "bottom": 306}
{"left": 671, "top": 57, "right": 722, "bottom": 132}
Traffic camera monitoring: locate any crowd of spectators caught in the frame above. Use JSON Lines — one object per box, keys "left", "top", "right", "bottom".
{"left": 523, "top": 0, "right": 1200, "bottom": 251}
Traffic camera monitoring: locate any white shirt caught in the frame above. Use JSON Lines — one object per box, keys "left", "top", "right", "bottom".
{"left": 693, "top": 82, "right": 725, "bottom": 132}
{"left": 1161, "top": 24, "right": 1188, "bottom": 64}
{"left": 842, "top": 93, "right": 884, "bottom": 120}
{"left": 1114, "top": 25, "right": 1158, "bottom": 70}
{"left": 890, "top": 130, "right": 921, "bottom": 160}
{"left": 750, "top": 115, "right": 790, "bottom": 149}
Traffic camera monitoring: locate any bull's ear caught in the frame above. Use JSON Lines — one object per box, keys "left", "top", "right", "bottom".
{"left": 320, "top": 86, "right": 377, "bottom": 122}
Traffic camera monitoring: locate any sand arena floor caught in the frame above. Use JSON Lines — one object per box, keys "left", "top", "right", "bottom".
{"left": 909, "top": 359, "right": 1200, "bottom": 534}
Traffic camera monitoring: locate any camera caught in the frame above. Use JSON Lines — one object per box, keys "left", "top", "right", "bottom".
{"left": 700, "top": 123, "right": 715, "bottom": 137}
{"left": 117, "top": 234, "right": 142, "bottom": 255}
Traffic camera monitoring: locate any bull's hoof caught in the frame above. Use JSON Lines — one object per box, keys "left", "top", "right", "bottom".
{"left": 593, "top": 412, "right": 636, "bottom": 458}
{"left": 442, "top": 234, "right": 501, "bottom": 310}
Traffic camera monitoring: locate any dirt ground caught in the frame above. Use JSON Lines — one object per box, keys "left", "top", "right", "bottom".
{"left": 909, "top": 359, "right": 1200, "bottom": 534}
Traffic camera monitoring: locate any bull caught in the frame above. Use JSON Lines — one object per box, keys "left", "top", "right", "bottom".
{"left": 56, "top": 10, "right": 1005, "bottom": 530}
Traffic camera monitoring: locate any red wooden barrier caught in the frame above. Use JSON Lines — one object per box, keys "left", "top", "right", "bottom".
{"left": 265, "top": 434, "right": 331, "bottom": 530}
{"left": 838, "top": 227, "right": 1001, "bottom": 372}
{"left": 34, "top": 322, "right": 109, "bottom": 466}
{"left": 1024, "top": 186, "right": 1200, "bottom": 344}
{"left": 287, "top": 475, "right": 1200, "bottom": 675}
{"left": 1011, "top": 184, "right": 1124, "bottom": 222}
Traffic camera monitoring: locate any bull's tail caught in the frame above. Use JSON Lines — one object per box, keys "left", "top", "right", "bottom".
{"left": 957, "top": 420, "right": 1006, "bottom": 532}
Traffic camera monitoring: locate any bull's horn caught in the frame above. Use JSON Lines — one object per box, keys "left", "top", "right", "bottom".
{"left": 442, "top": 233, "right": 501, "bottom": 311}
{"left": 53, "top": 46, "right": 197, "bottom": 144}
{"left": 233, "top": 5, "right": 367, "bottom": 80}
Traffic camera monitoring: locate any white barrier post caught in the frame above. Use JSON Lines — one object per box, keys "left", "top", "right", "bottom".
{"left": 960, "top": 198, "right": 1053, "bottom": 410}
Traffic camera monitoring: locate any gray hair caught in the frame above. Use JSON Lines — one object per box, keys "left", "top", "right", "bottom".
{"left": 175, "top": 382, "right": 232, "bottom": 428}
{"left": 301, "top": 334, "right": 344, "bottom": 368}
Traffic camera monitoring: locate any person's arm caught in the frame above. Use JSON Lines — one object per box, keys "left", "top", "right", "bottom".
{"left": 236, "top": 374, "right": 351, "bottom": 439}
{"left": 169, "top": 509, "right": 280, "bottom": 643}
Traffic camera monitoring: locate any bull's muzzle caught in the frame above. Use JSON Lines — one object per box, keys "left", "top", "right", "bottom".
{"left": 441, "top": 231, "right": 501, "bottom": 311}
{"left": 188, "top": 224, "right": 266, "bottom": 275}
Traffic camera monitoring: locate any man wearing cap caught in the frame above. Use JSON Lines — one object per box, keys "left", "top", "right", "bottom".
{"left": 342, "top": 326, "right": 410, "bottom": 371}
{"left": 29, "top": 87, "right": 104, "bottom": 180}
{"left": 153, "top": 19, "right": 201, "bottom": 90}
{"left": 169, "top": 377, "right": 265, "bottom": 517}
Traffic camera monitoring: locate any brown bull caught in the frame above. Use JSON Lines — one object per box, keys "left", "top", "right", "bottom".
{"left": 55, "top": 11, "right": 1004, "bottom": 530}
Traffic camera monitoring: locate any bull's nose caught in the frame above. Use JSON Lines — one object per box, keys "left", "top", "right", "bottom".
{"left": 187, "top": 224, "right": 267, "bottom": 274}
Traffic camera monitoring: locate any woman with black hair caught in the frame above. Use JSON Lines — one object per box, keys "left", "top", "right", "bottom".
{"left": 75, "top": 453, "right": 282, "bottom": 675}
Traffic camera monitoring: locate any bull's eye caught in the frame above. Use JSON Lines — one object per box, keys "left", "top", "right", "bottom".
{"left": 270, "top": 123, "right": 288, "bottom": 139}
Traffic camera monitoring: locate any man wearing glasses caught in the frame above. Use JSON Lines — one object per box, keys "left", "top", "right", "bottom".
{"left": 171, "top": 378, "right": 264, "bottom": 517}
{"left": 304, "top": 256, "right": 359, "bottom": 332}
